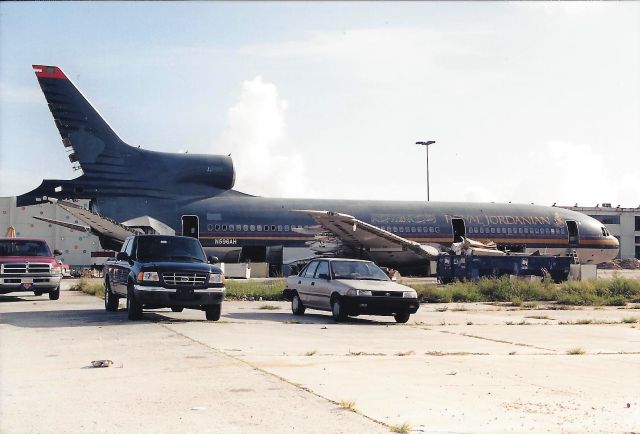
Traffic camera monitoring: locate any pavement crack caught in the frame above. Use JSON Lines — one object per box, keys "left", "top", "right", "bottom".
{"left": 157, "top": 323, "right": 389, "bottom": 430}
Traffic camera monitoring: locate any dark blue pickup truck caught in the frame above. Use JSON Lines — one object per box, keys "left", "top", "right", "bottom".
{"left": 103, "top": 235, "right": 225, "bottom": 321}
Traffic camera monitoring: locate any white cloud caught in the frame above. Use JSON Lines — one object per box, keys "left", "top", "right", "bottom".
{"left": 221, "top": 76, "right": 315, "bottom": 198}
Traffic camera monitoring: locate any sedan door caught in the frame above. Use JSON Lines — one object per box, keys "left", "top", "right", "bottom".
{"left": 309, "top": 260, "right": 332, "bottom": 309}
{"left": 296, "top": 260, "right": 319, "bottom": 307}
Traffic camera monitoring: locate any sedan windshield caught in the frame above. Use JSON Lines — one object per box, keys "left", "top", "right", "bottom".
{"left": 331, "top": 261, "right": 389, "bottom": 281}
{"left": 0, "top": 240, "right": 51, "bottom": 257}
{"left": 136, "top": 237, "right": 206, "bottom": 262}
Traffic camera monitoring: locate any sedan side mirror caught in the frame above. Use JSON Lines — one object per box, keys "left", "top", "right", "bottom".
{"left": 208, "top": 255, "right": 219, "bottom": 264}
{"left": 116, "top": 252, "right": 129, "bottom": 261}
{"left": 317, "top": 273, "right": 330, "bottom": 280}
{"left": 53, "top": 249, "right": 62, "bottom": 256}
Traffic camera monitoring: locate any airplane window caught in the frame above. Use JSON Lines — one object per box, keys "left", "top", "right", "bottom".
{"left": 399, "top": 227, "right": 404, "bottom": 232}
{"left": 243, "top": 225, "right": 248, "bottom": 231}
{"left": 207, "top": 224, "right": 213, "bottom": 231}
{"left": 411, "top": 227, "right": 416, "bottom": 233}
{"left": 393, "top": 226, "right": 398, "bottom": 232}
{"left": 519, "top": 228, "right": 523, "bottom": 234}
{"left": 278, "top": 225, "right": 283, "bottom": 231}
{"left": 222, "top": 225, "right": 227, "bottom": 231}
{"left": 507, "top": 228, "right": 512, "bottom": 234}
{"left": 271, "top": 225, "right": 276, "bottom": 231}
{"left": 285, "top": 225, "right": 290, "bottom": 231}
{"left": 215, "top": 224, "right": 220, "bottom": 231}
{"left": 490, "top": 228, "right": 495, "bottom": 234}
{"left": 257, "top": 225, "right": 262, "bottom": 231}
{"left": 546, "top": 228, "right": 550, "bottom": 235}
{"left": 264, "top": 225, "right": 269, "bottom": 231}
{"left": 250, "top": 225, "right": 255, "bottom": 231}
{"left": 479, "top": 227, "right": 484, "bottom": 234}
{"left": 524, "top": 228, "right": 529, "bottom": 234}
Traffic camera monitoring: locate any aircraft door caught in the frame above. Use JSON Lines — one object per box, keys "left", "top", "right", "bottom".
{"left": 451, "top": 218, "right": 466, "bottom": 243}
{"left": 566, "top": 220, "right": 579, "bottom": 247}
{"left": 181, "top": 215, "right": 199, "bottom": 239}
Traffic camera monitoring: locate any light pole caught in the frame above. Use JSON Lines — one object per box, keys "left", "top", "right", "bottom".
{"left": 416, "top": 141, "right": 436, "bottom": 201}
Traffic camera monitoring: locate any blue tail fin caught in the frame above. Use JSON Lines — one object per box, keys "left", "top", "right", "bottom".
{"left": 32, "top": 64, "right": 133, "bottom": 172}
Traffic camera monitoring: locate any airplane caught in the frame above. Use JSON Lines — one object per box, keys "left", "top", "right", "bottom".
{"left": 17, "top": 65, "right": 620, "bottom": 275}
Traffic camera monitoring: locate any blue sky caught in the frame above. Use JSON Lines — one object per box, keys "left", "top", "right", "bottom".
{"left": 1, "top": 2, "right": 638, "bottom": 206}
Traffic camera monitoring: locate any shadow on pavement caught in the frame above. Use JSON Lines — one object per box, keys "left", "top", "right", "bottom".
{"left": 0, "top": 308, "right": 131, "bottom": 328}
{"left": 225, "top": 311, "right": 387, "bottom": 325}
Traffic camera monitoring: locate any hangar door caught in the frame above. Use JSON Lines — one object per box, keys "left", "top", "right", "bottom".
{"left": 182, "top": 215, "right": 199, "bottom": 239}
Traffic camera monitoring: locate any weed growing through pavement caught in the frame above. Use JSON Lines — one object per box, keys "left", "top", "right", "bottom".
{"left": 566, "top": 347, "right": 586, "bottom": 355}
{"left": 622, "top": 317, "right": 638, "bottom": 323}
{"left": 389, "top": 422, "right": 412, "bottom": 433}
{"left": 259, "top": 304, "right": 281, "bottom": 310}
{"left": 304, "top": 350, "right": 318, "bottom": 356}
{"left": 338, "top": 400, "right": 357, "bottom": 412}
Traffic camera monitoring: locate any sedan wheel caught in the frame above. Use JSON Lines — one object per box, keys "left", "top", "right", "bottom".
{"left": 331, "top": 298, "right": 347, "bottom": 322}
{"left": 291, "top": 293, "right": 305, "bottom": 315}
{"left": 394, "top": 312, "right": 411, "bottom": 323}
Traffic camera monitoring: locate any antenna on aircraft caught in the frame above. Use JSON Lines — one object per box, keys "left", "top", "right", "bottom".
{"left": 416, "top": 140, "right": 436, "bottom": 202}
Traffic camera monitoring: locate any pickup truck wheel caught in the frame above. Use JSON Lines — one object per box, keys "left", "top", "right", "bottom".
{"left": 394, "top": 312, "right": 411, "bottom": 324}
{"left": 48, "top": 286, "right": 60, "bottom": 300}
{"left": 171, "top": 307, "right": 184, "bottom": 313}
{"left": 104, "top": 280, "right": 119, "bottom": 312}
{"left": 291, "top": 293, "right": 305, "bottom": 315}
{"left": 34, "top": 290, "right": 43, "bottom": 296}
{"left": 205, "top": 304, "right": 221, "bottom": 321}
{"left": 331, "top": 298, "right": 347, "bottom": 322}
{"left": 127, "top": 287, "right": 143, "bottom": 320}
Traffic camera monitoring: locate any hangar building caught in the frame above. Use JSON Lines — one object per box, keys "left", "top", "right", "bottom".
{"left": 0, "top": 196, "right": 107, "bottom": 267}
{"left": 562, "top": 204, "right": 640, "bottom": 260}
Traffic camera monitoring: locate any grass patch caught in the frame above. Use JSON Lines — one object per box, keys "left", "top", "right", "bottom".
{"left": 304, "top": 350, "right": 318, "bottom": 356}
{"left": 525, "top": 315, "right": 552, "bottom": 320}
{"left": 69, "top": 278, "right": 105, "bottom": 298}
{"left": 389, "top": 423, "right": 412, "bottom": 434}
{"left": 225, "top": 279, "right": 286, "bottom": 301}
{"left": 407, "top": 277, "right": 640, "bottom": 307}
{"left": 622, "top": 317, "right": 639, "bottom": 324}
{"left": 258, "top": 304, "right": 281, "bottom": 310}
{"left": 566, "top": 347, "right": 586, "bottom": 355}
{"left": 338, "top": 400, "right": 357, "bottom": 412}
{"left": 394, "top": 350, "right": 415, "bottom": 357}
{"left": 575, "top": 318, "right": 593, "bottom": 325}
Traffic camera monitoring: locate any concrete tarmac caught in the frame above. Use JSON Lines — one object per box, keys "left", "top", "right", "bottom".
{"left": 1, "top": 280, "right": 639, "bottom": 433}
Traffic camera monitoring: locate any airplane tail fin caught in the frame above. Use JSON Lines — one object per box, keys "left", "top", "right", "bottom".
{"left": 32, "top": 65, "right": 132, "bottom": 172}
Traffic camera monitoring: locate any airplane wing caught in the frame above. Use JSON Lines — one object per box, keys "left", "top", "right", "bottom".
{"left": 293, "top": 210, "right": 440, "bottom": 259}
{"left": 35, "top": 200, "right": 139, "bottom": 250}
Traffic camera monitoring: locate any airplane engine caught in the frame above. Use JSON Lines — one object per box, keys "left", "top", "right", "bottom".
{"left": 167, "top": 153, "right": 235, "bottom": 191}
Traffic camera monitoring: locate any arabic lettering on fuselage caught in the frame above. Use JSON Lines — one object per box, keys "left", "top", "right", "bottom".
{"left": 371, "top": 214, "right": 437, "bottom": 224}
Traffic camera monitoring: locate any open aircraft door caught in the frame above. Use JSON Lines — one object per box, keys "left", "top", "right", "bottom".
{"left": 181, "top": 215, "right": 199, "bottom": 239}
{"left": 566, "top": 220, "right": 579, "bottom": 248}
{"left": 451, "top": 218, "right": 466, "bottom": 243}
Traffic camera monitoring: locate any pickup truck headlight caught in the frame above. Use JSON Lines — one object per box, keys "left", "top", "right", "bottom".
{"left": 137, "top": 271, "right": 159, "bottom": 282}
{"left": 346, "top": 289, "right": 372, "bottom": 296}
{"left": 210, "top": 273, "right": 225, "bottom": 284}
{"left": 403, "top": 290, "right": 418, "bottom": 299}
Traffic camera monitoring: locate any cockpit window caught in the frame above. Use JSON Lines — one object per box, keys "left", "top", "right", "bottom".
{"left": 601, "top": 227, "right": 610, "bottom": 237}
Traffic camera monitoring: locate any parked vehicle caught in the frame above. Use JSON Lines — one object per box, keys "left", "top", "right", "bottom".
{"left": 103, "top": 235, "right": 225, "bottom": 321}
{"left": 437, "top": 253, "right": 572, "bottom": 284}
{"left": 0, "top": 237, "right": 63, "bottom": 299}
{"left": 283, "top": 258, "right": 419, "bottom": 323}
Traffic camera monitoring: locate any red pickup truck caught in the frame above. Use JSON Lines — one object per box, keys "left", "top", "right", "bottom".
{"left": 0, "top": 238, "right": 63, "bottom": 300}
